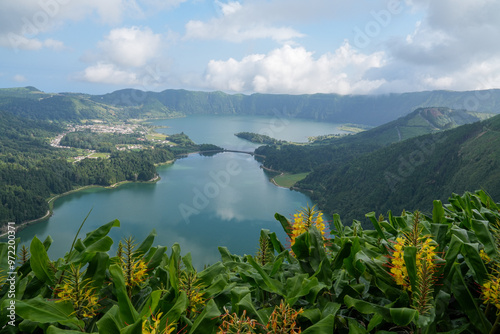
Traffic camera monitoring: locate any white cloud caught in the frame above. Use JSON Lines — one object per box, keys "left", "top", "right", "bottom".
{"left": 203, "top": 42, "right": 386, "bottom": 94}
{"left": 80, "top": 62, "right": 138, "bottom": 85}
{"left": 97, "top": 27, "right": 162, "bottom": 67}
{"left": 78, "top": 26, "right": 168, "bottom": 87}
{"left": 374, "top": 0, "right": 500, "bottom": 92}
{"left": 0, "top": 0, "right": 173, "bottom": 50}
{"left": 13, "top": 74, "right": 27, "bottom": 82}
{"left": 184, "top": 1, "right": 304, "bottom": 42}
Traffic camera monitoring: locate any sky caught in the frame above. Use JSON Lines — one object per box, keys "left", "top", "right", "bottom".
{"left": 1, "top": 0, "right": 500, "bottom": 95}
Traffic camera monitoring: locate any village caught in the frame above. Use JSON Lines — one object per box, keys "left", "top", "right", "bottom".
{"left": 49, "top": 122, "right": 172, "bottom": 162}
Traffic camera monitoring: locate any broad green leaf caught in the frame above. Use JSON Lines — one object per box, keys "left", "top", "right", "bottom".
{"left": 332, "top": 241, "right": 352, "bottom": 271}
{"left": 109, "top": 264, "right": 139, "bottom": 325}
{"left": 403, "top": 246, "right": 418, "bottom": 292}
{"left": 285, "top": 274, "right": 325, "bottom": 306}
{"left": 471, "top": 220, "right": 497, "bottom": 258}
{"left": 135, "top": 229, "right": 156, "bottom": 257}
{"left": 236, "top": 294, "right": 266, "bottom": 325}
{"left": 30, "top": 236, "right": 55, "bottom": 285}
{"left": 389, "top": 308, "right": 418, "bottom": 326}
{"left": 83, "top": 252, "right": 109, "bottom": 288}
{"left": 302, "top": 314, "right": 335, "bottom": 334}
{"left": 451, "top": 263, "right": 492, "bottom": 333}
{"left": 188, "top": 299, "right": 220, "bottom": 334}
{"left": 13, "top": 296, "right": 81, "bottom": 328}
{"left": 430, "top": 223, "right": 449, "bottom": 253}
{"left": 139, "top": 290, "right": 162, "bottom": 318}
{"left": 120, "top": 319, "right": 143, "bottom": 334}
{"left": 162, "top": 291, "right": 188, "bottom": 326}
{"left": 462, "top": 243, "right": 488, "bottom": 285}
{"left": 344, "top": 295, "right": 392, "bottom": 322}
{"left": 365, "top": 212, "right": 387, "bottom": 241}
{"left": 332, "top": 213, "right": 345, "bottom": 237}
{"left": 97, "top": 305, "right": 122, "bottom": 333}
{"left": 440, "top": 234, "right": 463, "bottom": 283}
{"left": 246, "top": 255, "right": 283, "bottom": 295}
{"left": 275, "top": 212, "right": 292, "bottom": 235}
{"left": 83, "top": 219, "right": 120, "bottom": 247}
{"left": 432, "top": 200, "right": 446, "bottom": 224}
{"left": 348, "top": 317, "right": 368, "bottom": 334}
{"left": 46, "top": 326, "right": 87, "bottom": 334}
{"left": 145, "top": 246, "right": 167, "bottom": 271}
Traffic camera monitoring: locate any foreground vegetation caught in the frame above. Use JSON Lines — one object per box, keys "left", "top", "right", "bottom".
{"left": 1, "top": 190, "right": 499, "bottom": 333}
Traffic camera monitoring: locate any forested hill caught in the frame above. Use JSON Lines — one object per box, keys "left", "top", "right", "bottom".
{"left": 255, "top": 107, "right": 492, "bottom": 173}
{"left": 93, "top": 88, "right": 500, "bottom": 126}
{"left": 2, "top": 86, "right": 500, "bottom": 125}
{"left": 298, "top": 113, "right": 500, "bottom": 225}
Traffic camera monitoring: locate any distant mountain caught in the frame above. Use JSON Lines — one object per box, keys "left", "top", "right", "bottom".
{"left": 315, "top": 107, "right": 495, "bottom": 146}
{"left": 256, "top": 107, "right": 494, "bottom": 174}
{"left": 298, "top": 113, "right": 500, "bottom": 226}
{"left": 95, "top": 89, "right": 500, "bottom": 126}
{"left": 1, "top": 86, "right": 500, "bottom": 125}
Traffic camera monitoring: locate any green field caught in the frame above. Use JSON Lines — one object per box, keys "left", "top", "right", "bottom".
{"left": 273, "top": 172, "right": 309, "bottom": 188}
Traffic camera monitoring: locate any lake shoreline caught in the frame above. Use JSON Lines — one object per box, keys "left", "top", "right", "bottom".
{"left": 0, "top": 171, "right": 165, "bottom": 239}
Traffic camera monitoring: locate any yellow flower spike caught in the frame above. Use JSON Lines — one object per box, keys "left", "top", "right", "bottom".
{"left": 55, "top": 265, "right": 99, "bottom": 320}
{"left": 288, "top": 205, "right": 330, "bottom": 254}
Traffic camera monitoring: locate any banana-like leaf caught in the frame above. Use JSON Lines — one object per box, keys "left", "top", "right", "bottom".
{"left": 302, "top": 314, "right": 335, "bottom": 333}
{"left": 97, "top": 305, "right": 122, "bottom": 333}
{"left": 462, "top": 243, "right": 488, "bottom": 285}
{"left": 246, "top": 255, "right": 283, "bottom": 295}
{"left": 82, "top": 219, "right": 120, "bottom": 247}
{"left": 471, "top": 219, "right": 497, "bottom": 258}
{"left": 188, "top": 299, "right": 221, "bottom": 334}
{"left": 12, "top": 296, "right": 82, "bottom": 329}
{"left": 83, "top": 252, "right": 109, "bottom": 289}
{"left": 451, "top": 263, "right": 491, "bottom": 333}
{"left": 30, "top": 236, "right": 55, "bottom": 286}
{"left": 403, "top": 246, "right": 418, "bottom": 292}
{"left": 344, "top": 295, "right": 392, "bottom": 323}
{"left": 365, "top": 212, "right": 387, "bottom": 241}
{"left": 46, "top": 326, "right": 88, "bottom": 334}
{"left": 109, "top": 264, "right": 139, "bottom": 325}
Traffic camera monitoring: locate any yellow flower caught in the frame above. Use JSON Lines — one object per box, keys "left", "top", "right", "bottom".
{"left": 179, "top": 271, "right": 206, "bottom": 317}
{"left": 288, "top": 205, "right": 329, "bottom": 251}
{"left": 142, "top": 311, "right": 176, "bottom": 334}
{"left": 218, "top": 308, "right": 257, "bottom": 334}
{"left": 56, "top": 265, "right": 99, "bottom": 319}
{"left": 266, "top": 300, "right": 303, "bottom": 334}
{"left": 480, "top": 249, "right": 492, "bottom": 264}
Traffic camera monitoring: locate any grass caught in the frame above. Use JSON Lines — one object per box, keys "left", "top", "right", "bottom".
{"left": 146, "top": 131, "right": 167, "bottom": 141}
{"left": 273, "top": 172, "right": 309, "bottom": 188}
{"left": 88, "top": 152, "right": 110, "bottom": 159}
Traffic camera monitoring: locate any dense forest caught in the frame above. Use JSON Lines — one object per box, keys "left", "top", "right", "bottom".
{"left": 256, "top": 110, "right": 500, "bottom": 227}
{"left": 235, "top": 132, "right": 286, "bottom": 145}
{"left": 0, "top": 108, "right": 221, "bottom": 226}
{"left": 60, "top": 131, "right": 145, "bottom": 152}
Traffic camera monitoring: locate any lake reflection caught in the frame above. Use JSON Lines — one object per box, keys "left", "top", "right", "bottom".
{"left": 17, "top": 116, "right": 347, "bottom": 269}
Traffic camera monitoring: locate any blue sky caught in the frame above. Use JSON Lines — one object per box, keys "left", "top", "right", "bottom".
{"left": 1, "top": 0, "right": 499, "bottom": 95}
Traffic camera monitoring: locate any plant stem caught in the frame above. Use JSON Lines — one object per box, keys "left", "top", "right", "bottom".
{"left": 490, "top": 313, "right": 500, "bottom": 334}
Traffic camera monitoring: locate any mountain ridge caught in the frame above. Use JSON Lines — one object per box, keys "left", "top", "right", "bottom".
{"left": 2, "top": 86, "right": 500, "bottom": 126}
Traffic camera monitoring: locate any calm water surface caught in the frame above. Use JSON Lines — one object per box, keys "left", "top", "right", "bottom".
{"left": 17, "top": 116, "right": 347, "bottom": 268}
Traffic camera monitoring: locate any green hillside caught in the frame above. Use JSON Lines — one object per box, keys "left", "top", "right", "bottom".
{"left": 256, "top": 107, "right": 492, "bottom": 174}
{"left": 298, "top": 113, "right": 500, "bottom": 226}
{"left": 2, "top": 86, "right": 500, "bottom": 125}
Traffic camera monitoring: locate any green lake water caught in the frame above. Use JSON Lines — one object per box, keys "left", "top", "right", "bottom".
{"left": 17, "top": 115, "right": 347, "bottom": 268}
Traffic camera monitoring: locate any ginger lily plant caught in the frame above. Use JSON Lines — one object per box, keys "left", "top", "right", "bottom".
{"left": 0, "top": 190, "right": 499, "bottom": 333}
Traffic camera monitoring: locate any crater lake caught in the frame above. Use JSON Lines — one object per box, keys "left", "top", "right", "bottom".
{"left": 16, "top": 115, "right": 349, "bottom": 268}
